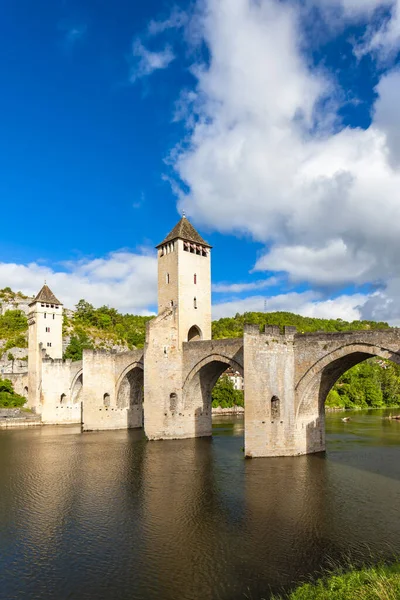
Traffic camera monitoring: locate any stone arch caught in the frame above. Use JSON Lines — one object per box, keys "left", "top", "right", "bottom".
{"left": 183, "top": 353, "right": 244, "bottom": 410}
{"left": 296, "top": 342, "right": 400, "bottom": 419}
{"left": 115, "top": 362, "right": 144, "bottom": 411}
{"left": 187, "top": 325, "right": 202, "bottom": 342}
{"left": 71, "top": 372, "right": 83, "bottom": 404}
{"left": 23, "top": 386, "right": 28, "bottom": 397}
{"left": 103, "top": 393, "right": 110, "bottom": 407}
{"left": 181, "top": 353, "right": 244, "bottom": 437}
{"left": 70, "top": 369, "right": 83, "bottom": 393}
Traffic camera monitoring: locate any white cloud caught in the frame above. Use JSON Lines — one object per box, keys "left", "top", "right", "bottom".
{"left": 212, "top": 277, "right": 280, "bottom": 293}
{"left": 253, "top": 240, "right": 375, "bottom": 286}
{"left": 167, "top": 0, "right": 400, "bottom": 309}
{"left": 308, "top": 0, "right": 400, "bottom": 60}
{"left": 130, "top": 40, "right": 175, "bottom": 82}
{"left": 0, "top": 251, "right": 158, "bottom": 315}
{"left": 212, "top": 290, "right": 367, "bottom": 320}
{"left": 147, "top": 8, "right": 187, "bottom": 36}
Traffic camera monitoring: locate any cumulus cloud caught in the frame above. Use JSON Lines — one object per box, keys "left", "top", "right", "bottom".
{"left": 213, "top": 291, "right": 367, "bottom": 320}
{"left": 0, "top": 251, "right": 158, "bottom": 315}
{"left": 130, "top": 40, "right": 175, "bottom": 81}
{"left": 163, "top": 0, "right": 400, "bottom": 317}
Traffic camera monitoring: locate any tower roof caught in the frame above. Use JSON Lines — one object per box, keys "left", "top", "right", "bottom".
{"left": 29, "top": 284, "right": 62, "bottom": 306}
{"left": 156, "top": 216, "right": 211, "bottom": 248}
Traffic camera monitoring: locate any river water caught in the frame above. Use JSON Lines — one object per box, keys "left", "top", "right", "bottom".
{"left": 1, "top": 409, "right": 400, "bottom": 600}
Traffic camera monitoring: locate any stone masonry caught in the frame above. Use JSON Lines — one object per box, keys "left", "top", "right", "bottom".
{"left": 25, "top": 217, "right": 400, "bottom": 457}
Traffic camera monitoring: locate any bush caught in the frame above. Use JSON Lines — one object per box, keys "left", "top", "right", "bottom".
{"left": 0, "top": 391, "right": 26, "bottom": 408}
{"left": 0, "top": 379, "right": 26, "bottom": 408}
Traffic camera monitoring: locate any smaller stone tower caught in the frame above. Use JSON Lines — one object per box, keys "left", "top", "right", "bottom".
{"left": 28, "top": 284, "right": 63, "bottom": 411}
{"left": 156, "top": 215, "right": 212, "bottom": 348}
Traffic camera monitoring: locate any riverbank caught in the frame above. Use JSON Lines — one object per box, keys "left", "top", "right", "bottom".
{"left": 211, "top": 406, "right": 244, "bottom": 415}
{"left": 273, "top": 563, "right": 400, "bottom": 599}
{"left": 0, "top": 408, "right": 41, "bottom": 428}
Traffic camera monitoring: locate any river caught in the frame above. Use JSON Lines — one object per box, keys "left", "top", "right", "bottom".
{"left": 0, "top": 409, "right": 399, "bottom": 600}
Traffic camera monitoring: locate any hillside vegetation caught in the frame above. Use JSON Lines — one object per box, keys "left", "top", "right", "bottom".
{"left": 63, "top": 300, "right": 153, "bottom": 360}
{"left": 212, "top": 311, "right": 389, "bottom": 338}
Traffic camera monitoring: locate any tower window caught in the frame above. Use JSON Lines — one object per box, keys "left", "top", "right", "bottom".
{"left": 194, "top": 297, "right": 197, "bottom": 309}
{"left": 44, "top": 313, "right": 47, "bottom": 319}
{"left": 170, "top": 300, "right": 174, "bottom": 307}
{"left": 53, "top": 314, "right": 55, "bottom": 320}
{"left": 194, "top": 274, "right": 197, "bottom": 284}
{"left": 47, "top": 342, "right": 52, "bottom": 348}
{"left": 166, "top": 273, "right": 170, "bottom": 284}
{"left": 45, "top": 327, "right": 50, "bottom": 333}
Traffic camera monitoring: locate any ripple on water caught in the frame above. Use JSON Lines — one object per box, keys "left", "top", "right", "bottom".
{"left": 0, "top": 415, "right": 399, "bottom": 600}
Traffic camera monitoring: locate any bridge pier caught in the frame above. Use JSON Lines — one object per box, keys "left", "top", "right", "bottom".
{"left": 244, "top": 325, "right": 298, "bottom": 458}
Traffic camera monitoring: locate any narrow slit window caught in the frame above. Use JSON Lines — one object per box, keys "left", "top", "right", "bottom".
{"left": 194, "top": 297, "right": 197, "bottom": 309}
{"left": 194, "top": 273, "right": 197, "bottom": 284}
{"left": 271, "top": 396, "right": 280, "bottom": 420}
{"left": 166, "top": 273, "right": 170, "bottom": 284}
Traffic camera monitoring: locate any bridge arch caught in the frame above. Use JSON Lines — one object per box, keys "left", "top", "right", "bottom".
{"left": 293, "top": 341, "right": 400, "bottom": 454}
{"left": 115, "top": 361, "right": 144, "bottom": 428}
{"left": 296, "top": 342, "right": 400, "bottom": 419}
{"left": 71, "top": 370, "right": 83, "bottom": 404}
{"left": 183, "top": 353, "right": 243, "bottom": 411}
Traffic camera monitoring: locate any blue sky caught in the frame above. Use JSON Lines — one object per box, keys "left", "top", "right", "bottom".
{"left": 1, "top": 0, "right": 400, "bottom": 321}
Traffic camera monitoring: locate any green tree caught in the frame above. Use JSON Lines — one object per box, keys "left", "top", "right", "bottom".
{"left": 211, "top": 375, "right": 244, "bottom": 408}
{"left": 64, "top": 332, "right": 94, "bottom": 361}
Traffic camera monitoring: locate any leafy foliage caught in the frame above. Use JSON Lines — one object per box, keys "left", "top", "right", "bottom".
{"left": 328, "top": 358, "right": 400, "bottom": 408}
{"left": 63, "top": 331, "right": 94, "bottom": 361}
{"left": 0, "top": 378, "right": 26, "bottom": 408}
{"left": 211, "top": 375, "right": 244, "bottom": 408}
{"left": 62, "top": 300, "right": 154, "bottom": 360}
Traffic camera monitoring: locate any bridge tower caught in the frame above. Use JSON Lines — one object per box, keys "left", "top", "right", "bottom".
{"left": 156, "top": 214, "right": 212, "bottom": 348}
{"left": 27, "top": 284, "right": 63, "bottom": 411}
{"left": 144, "top": 215, "right": 212, "bottom": 440}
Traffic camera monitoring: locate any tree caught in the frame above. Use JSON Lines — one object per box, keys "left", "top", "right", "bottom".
{"left": 64, "top": 332, "right": 94, "bottom": 361}
{"left": 212, "top": 375, "right": 244, "bottom": 408}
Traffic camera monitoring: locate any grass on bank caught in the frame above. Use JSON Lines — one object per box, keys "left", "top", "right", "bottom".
{"left": 272, "top": 563, "right": 400, "bottom": 600}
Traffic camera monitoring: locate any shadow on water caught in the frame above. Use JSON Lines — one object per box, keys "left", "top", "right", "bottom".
{"left": 0, "top": 413, "right": 399, "bottom": 600}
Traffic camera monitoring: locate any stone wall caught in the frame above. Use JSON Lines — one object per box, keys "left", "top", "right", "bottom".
{"left": 244, "top": 325, "right": 297, "bottom": 458}
{"left": 40, "top": 358, "right": 82, "bottom": 424}
{"left": 82, "top": 349, "right": 144, "bottom": 431}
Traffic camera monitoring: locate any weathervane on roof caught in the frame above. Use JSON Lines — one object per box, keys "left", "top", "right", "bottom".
{"left": 182, "top": 210, "right": 186, "bottom": 218}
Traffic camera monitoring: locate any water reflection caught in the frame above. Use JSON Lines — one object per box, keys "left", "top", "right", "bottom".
{"left": 0, "top": 410, "right": 399, "bottom": 600}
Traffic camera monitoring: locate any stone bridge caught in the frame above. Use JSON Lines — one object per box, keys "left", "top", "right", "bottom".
{"left": 244, "top": 324, "right": 400, "bottom": 457}
{"left": 37, "top": 324, "right": 400, "bottom": 457}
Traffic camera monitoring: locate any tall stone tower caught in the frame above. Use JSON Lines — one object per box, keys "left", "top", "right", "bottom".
{"left": 144, "top": 215, "right": 212, "bottom": 440}
{"left": 156, "top": 215, "right": 212, "bottom": 348}
{"left": 28, "top": 284, "right": 63, "bottom": 411}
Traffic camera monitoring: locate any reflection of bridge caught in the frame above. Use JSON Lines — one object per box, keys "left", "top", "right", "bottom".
{"left": 27, "top": 217, "right": 400, "bottom": 457}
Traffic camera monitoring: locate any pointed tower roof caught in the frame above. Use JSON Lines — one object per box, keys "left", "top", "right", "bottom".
{"left": 29, "top": 284, "right": 62, "bottom": 306}
{"left": 156, "top": 215, "right": 211, "bottom": 248}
